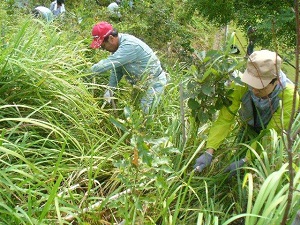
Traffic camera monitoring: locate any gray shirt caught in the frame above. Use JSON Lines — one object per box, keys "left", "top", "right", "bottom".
{"left": 35, "top": 6, "right": 54, "bottom": 22}
{"left": 91, "top": 33, "right": 163, "bottom": 87}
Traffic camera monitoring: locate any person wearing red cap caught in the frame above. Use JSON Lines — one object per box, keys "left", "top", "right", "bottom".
{"left": 90, "top": 21, "right": 167, "bottom": 114}
{"left": 193, "top": 50, "right": 299, "bottom": 176}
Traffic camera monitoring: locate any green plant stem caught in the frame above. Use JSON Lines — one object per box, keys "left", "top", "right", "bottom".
{"left": 281, "top": 1, "right": 300, "bottom": 225}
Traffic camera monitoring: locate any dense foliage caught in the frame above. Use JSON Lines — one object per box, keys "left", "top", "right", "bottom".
{"left": 188, "top": 0, "right": 296, "bottom": 53}
{"left": 0, "top": 0, "right": 299, "bottom": 224}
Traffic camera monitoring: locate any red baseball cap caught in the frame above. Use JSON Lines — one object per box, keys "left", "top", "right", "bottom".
{"left": 90, "top": 22, "right": 113, "bottom": 49}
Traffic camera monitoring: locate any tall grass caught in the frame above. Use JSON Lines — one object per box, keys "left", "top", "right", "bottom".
{"left": 0, "top": 2, "right": 299, "bottom": 225}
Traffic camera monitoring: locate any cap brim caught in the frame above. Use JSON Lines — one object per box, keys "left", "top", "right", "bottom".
{"left": 241, "top": 69, "right": 272, "bottom": 89}
{"left": 90, "top": 38, "right": 103, "bottom": 49}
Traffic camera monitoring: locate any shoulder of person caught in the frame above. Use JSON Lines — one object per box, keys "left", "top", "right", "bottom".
{"left": 227, "top": 81, "right": 248, "bottom": 100}
{"left": 280, "top": 82, "right": 297, "bottom": 97}
{"left": 119, "top": 33, "right": 136, "bottom": 43}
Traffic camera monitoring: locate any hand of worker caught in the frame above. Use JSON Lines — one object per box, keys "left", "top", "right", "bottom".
{"left": 103, "top": 89, "right": 113, "bottom": 104}
{"left": 224, "top": 159, "right": 246, "bottom": 177}
{"left": 194, "top": 151, "right": 213, "bottom": 172}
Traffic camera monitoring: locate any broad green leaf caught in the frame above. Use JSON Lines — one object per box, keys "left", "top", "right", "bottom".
{"left": 201, "top": 84, "right": 214, "bottom": 96}
{"left": 188, "top": 98, "right": 200, "bottom": 110}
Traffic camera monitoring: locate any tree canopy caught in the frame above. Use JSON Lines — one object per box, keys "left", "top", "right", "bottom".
{"left": 186, "top": 0, "right": 296, "bottom": 51}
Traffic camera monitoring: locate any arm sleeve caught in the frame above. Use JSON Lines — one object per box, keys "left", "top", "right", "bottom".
{"left": 91, "top": 43, "right": 138, "bottom": 72}
{"left": 206, "top": 84, "right": 244, "bottom": 150}
{"left": 91, "top": 43, "right": 138, "bottom": 87}
{"left": 267, "top": 84, "right": 299, "bottom": 132}
{"left": 106, "top": 43, "right": 139, "bottom": 66}
{"left": 109, "top": 66, "right": 123, "bottom": 88}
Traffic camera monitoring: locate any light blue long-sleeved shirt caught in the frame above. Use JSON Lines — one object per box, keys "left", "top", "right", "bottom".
{"left": 35, "top": 6, "right": 54, "bottom": 22}
{"left": 91, "top": 33, "right": 163, "bottom": 88}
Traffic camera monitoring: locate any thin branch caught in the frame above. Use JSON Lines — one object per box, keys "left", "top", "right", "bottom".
{"left": 281, "top": 0, "right": 300, "bottom": 224}
{"left": 180, "top": 82, "right": 186, "bottom": 145}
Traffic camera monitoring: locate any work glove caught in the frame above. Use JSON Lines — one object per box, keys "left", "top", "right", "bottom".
{"left": 224, "top": 159, "right": 246, "bottom": 177}
{"left": 194, "top": 152, "right": 213, "bottom": 172}
{"left": 103, "top": 89, "right": 114, "bottom": 104}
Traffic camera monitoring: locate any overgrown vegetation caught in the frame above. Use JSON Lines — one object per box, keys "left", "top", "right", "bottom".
{"left": 0, "top": 0, "right": 299, "bottom": 224}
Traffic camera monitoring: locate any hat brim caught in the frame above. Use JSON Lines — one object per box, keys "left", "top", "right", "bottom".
{"left": 90, "top": 38, "right": 103, "bottom": 49}
{"left": 241, "top": 69, "right": 272, "bottom": 89}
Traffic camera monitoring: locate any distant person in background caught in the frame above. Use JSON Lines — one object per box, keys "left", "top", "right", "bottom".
{"left": 128, "top": 0, "right": 134, "bottom": 8}
{"left": 107, "top": 0, "right": 122, "bottom": 22}
{"left": 246, "top": 26, "right": 256, "bottom": 57}
{"left": 193, "top": 50, "right": 299, "bottom": 175}
{"left": 230, "top": 32, "right": 240, "bottom": 55}
{"left": 14, "top": 0, "right": 29, "bottom": 9}
{"left": 50, "top": 0, "right": 66, "bottom": 17}
{"left": 89, "top": 21, "right": 167, "bottom": 114}
{"left": 33, "top": 6, "right": 54, "bottom": 22}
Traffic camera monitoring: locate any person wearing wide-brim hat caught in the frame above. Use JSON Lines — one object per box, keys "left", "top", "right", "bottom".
{"left": 89, "top": 21, "right": 167, "bottom": 114}
{"left": 194, "top": 50, "right": 299, "bottom": 175}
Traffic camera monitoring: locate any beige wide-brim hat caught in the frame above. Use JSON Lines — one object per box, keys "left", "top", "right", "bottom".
{"left": 241, "top": 50, "right": 282, "bottom": 89}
